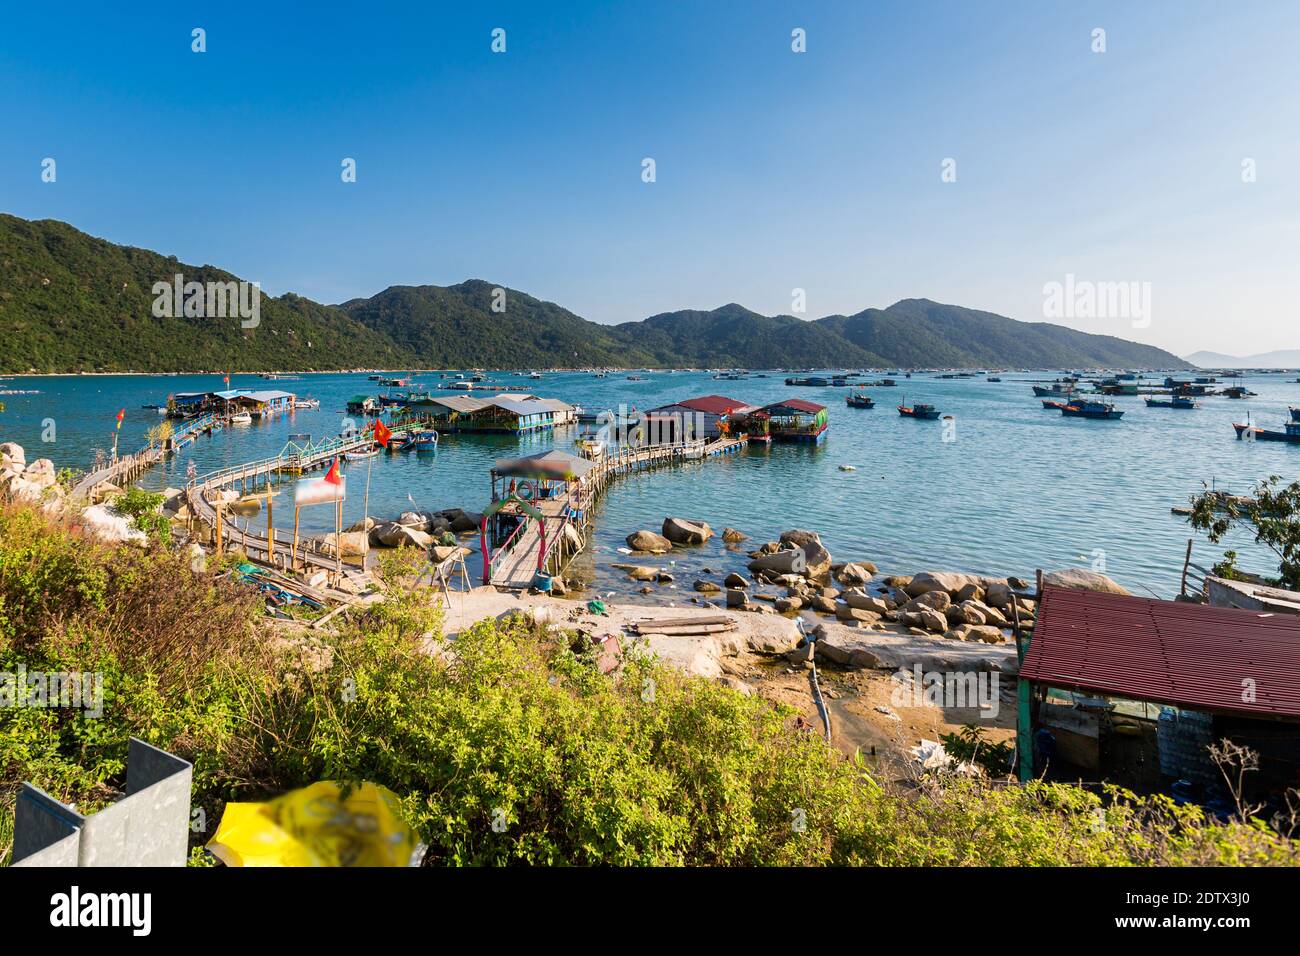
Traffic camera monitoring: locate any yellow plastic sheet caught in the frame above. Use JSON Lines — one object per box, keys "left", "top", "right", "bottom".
{"left": 206, "top": 781, "right": 420, "bottom": 867}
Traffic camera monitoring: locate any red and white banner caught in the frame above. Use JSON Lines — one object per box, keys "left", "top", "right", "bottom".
{"left": 295, "top": 458, "right": 346, "bottom": 507}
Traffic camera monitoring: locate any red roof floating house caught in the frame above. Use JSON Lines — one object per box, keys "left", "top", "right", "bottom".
{"left": 757, "top": 398, "right": 828, "bottom": 443}
{"left": 1016, "top": 585, "right": 1300, "bottom": 798}
{"left": 647, "top": 395, "right": 757, "bottom": 439}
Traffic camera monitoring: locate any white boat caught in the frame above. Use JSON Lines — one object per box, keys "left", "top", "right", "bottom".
{"left": 229, "top": 412, "right": 252, "bottom": 425}
{"left": 345, "top": 445, "right": 380, "bottom": 461}
{"left": 294, "top": 398, "right": 320, "bottom": 410}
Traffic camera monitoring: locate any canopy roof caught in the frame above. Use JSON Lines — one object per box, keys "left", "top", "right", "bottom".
{"left": 493, "top": 449, "right": 596, "bottom": 481}
{"left": 762, "top": 398, "right": 826, "bottom": 415}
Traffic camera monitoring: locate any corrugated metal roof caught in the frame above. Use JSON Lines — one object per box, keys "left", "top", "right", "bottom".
{"left": 763, "top": 398, "right": 825, "bottom": 414}
{"left": 485, "top": 398, "right": 554, "bottom": 416}
{"left": 534, "top": 398, "right": 575, "bottom": 412}
{"left": 651, "top": 395, "right": 751, "bottom": 416}
{"left": 420, "top": 395, "right": 487, "bottom": 413}
{"left": 240, "top": 390, "right": 296, "bottom": 403}
{"left": 1020, "top": 586, "right": 1300, "bottom": 718}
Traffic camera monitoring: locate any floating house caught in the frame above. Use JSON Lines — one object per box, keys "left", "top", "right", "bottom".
{"left": 1017, "top": 586, "right": 1300, "bottom": 803}
{"left": 400, "top": 393, "right": 568, "bottom": 434}
{"left": 230, "top": 390, "right": 297, "bottom": 419}
{"left": 646, "top": 395, "right": 756, "bottom": 440}
{"left": 757, "top": 399, "right": 828, "bottom": 443}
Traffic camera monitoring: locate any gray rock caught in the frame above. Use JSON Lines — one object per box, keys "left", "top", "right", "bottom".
{"left": 723, "top": 572, "right": 749, "bottom": 589}
{"left": 1043, "top": 568, "right": 1130, "bottom": 595}
{"left": 778, "top": 529, "right": 832, "bottom": 578}
{"left": 627, "top": 529, "right": 673, "bottom": 553}
{"left": 662, "top": 516, "right": 713, "bottom": 545}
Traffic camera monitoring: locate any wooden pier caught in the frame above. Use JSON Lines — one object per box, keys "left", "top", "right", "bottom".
{"left": 71, "top": 412, "right": 225, "bottom": 500}
{"left": 487, "top": 435, "right": 746, "bottom": 590}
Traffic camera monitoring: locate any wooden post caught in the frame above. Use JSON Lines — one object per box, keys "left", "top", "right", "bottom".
{"left": 266, "top": 491, "right": 274, "bottom": 565}
{"left": 293, "top": 507, "right": 301, "bottom": 571}
{"left": 335, "top": 498, "right": 343, "bottom": 575}
{"left": 1179, "top": 538, "right": 1193, "bottom": 597}
{"left": 215, "top": 504, "right": 224, "bottom": 558}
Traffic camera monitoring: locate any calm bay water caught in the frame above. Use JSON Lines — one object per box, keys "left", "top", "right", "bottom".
{"left": 2, "top": 369, "right": 1298, "bottom": 599}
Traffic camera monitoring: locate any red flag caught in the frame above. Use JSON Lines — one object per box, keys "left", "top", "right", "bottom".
{"left": 223, "top": 374, "right": 230, "bottom": 385}
{"left": 115, "top": 408, "right": 125, "bottom": 430}
{"left": 323, "top": 458, "right": 343, "bottom": 485}
{"left": 371, "top": 420, "right": 392, "bottom": 448}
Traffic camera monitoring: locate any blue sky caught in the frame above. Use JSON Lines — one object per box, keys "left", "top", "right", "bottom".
{"left": 2, "top": 1, "right": 1297, "bottom": 355}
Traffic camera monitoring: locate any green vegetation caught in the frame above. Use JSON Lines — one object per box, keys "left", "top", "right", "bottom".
{"left": 1189, "top": 476, "right": 1300, "bottom": 589}
{"left": 1, "top": 214, "right": 1193, "bottom": 373}
{"left": 112, "top": 487, "right": 172, "bottom": 546}
{"left": 2, "top": 501, "right": 1289, "bottom": 866}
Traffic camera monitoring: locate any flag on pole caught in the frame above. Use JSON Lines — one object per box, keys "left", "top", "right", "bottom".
{"left": 295, "top": 458, "right": 346, "bottom": 506}
{"left": 223, "top": 374, "right": 230, "bottom": 385}
{"left": 371, "top": 419, "right": 392, "bottom": 448}
{"left": 115, "top": 408, "right": 125, "bottom": 430}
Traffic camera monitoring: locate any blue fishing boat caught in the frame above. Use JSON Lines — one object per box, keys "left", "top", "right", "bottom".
{"left": 898, "top": 401, "right": 941, "bottom": 420}
{"left": 1234, "top": 419, "right": 1300, "bottom": 443}
{"left": 845, "top": 389, "right": 875, "bottom": 409}
{"left": 1061, "top": 400, "right": 1124, "bottom": 420}
{"left": 1291, "top": 406, "right": 1300, "bottom": 422}
{"left": 1145, "top": 396, "right": 1200, "bottom": 409}
{"left": 413, "top": 429, "right": 440, "bottom": 452}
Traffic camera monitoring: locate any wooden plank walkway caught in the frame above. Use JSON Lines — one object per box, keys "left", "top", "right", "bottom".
{"left": 490, "top": 435, "right": 747, "bottom": 589}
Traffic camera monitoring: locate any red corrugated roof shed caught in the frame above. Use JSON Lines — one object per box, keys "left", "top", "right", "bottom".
{"left": 656, "top": 395, "right": 751, "bottom": 415}
{"left": 763, "top": 398, "right": 825, "bottom": 414}
{"left": 1020, "top": 586, "right": 1300, "bottom": 718}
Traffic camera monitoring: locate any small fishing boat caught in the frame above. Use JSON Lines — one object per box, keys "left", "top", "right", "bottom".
{"left": 845, "top": 390, "right": 875, "bottom": 409}
{"left": 1220, "top": 386, "right": 1256, "bottom": 399}
{"left": 413, "top": 429, "right": 440, "bottom": 452}
{"left": 293, "top": 398, "right": 320, "bottom": 410}
{"left": 1291, "top": 406, "right": 1300, "bottom": 422}
{"left": 1061, "top": 400, "right": 1124, "bottom": 420}
{"left": 987, "top": 376, "right": 1002, "bottom": 382}
{"left": 1041, "top": 400, "right": 1068, "bottom": 410}
{"left": 345, "top": 444, "right": 380, "bottom": 461}
{"left": 386, "top": 432, "right": 415, "bottom": 452}
{"left": 1145, "top": 396, "right": 1200, "bottom": 409}
{"left": 229, "top": 411, "right": 253, "bottom": 425}
{"left": 898, "top": 402, "right": 941, "bottom": 420}
{"left": 1032, "top": 380, "right": 1076, "bottom": 398}
{"left": 1234, "top": 419, "right": 1300, "bottom": 443}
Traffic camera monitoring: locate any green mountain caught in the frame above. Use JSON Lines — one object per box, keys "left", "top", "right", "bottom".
{"left": 610, "top": 303, "right": 889, "bottom": 368}
{"left": 0, "top": 215, "right": 408, "bottom": 373}
{"left": 338, "top": 280, "right": 655, "bottom": 368}
{"left": 815, "top": 299, "right": 1192, "bottom": 369}
{"left": 0, "top": 215, "right": 1193, "bottom": 372}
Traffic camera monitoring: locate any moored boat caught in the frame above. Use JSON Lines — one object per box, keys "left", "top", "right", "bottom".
{"left": 1041, "top": 400, "right": 1068, "bottom": 410}
{"left": 229, "top": 411, "right": 252, "bottom": 424}
{"left": 1061, "top": 400, "right": 1124, "bottom": 420}
{"left": 1145, "top": 396, "right": 1200, "bottom": 409}
{"left": 898, "top": 402, "right": 941, "bottom": 419}
{"left": 1291, "top": 406, "right": 1300, "bottom": 422}
{"left": 845, "top": 390, "right": 875, "bottom": 409}
{"left": 1032, "top": 381, "right": 1076, "bottom": 398}
{"left": 344, "top": 444, "right": 380, "bottom": 460}
{"left": 1234, "top": 420, "right": 1300, "bottom": 443}
{"left": 413, "top": 429, "right": 440, "bottom": 452}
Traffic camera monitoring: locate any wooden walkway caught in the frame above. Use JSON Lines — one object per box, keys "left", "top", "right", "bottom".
{"left": 184, "top": 419, "right": 434, "bottom": 579}
{"left": 71, "top": 412, "right": 224, "bottom": 500}
{"left": 489, "top": 435, "right": 747, "bottom": 589}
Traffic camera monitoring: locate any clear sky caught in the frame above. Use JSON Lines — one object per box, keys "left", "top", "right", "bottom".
{"left": 2, "top": 1, "right": 1297, "bottom": 356}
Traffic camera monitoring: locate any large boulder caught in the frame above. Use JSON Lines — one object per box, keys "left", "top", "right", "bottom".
{"left": 313, "top": 531, "right": 370, "bottom": 557}
{"left": 627, "top": 530, "right": 673, "bottom": 553}
{"left": 843, "top": 590, "right": 890, "bottom": 615}
{"left": 662, "top": 517, "right": 713, "bottom": 545}
{"left": 835, "top": 562, "right": 877, "bottom": 585}
{"left": 22, "top": 459, "right": 56, "bottom": 490}
{"left": 747, "top": 549, "right": 806, "bottom": 575}
{"left": 901, "top": 590, "right": 951, "bottom": 614}
{"left": 903, "top": 571, "right": 981, "bottom": 598}
{"left": 1043, "top": 569, "right": 1130, "bottom": 595}
{"left": 397, "top": 511, "right": 430, "bottom": 530}
{"left": 778, "top": 529, "right": 832, "bottom": 578}
{"left": 984, "top": 581, "right": 1013, "bottom": 608}
{"left": 721, "top": 527, "right": 748, "bottom": 542}
{"left": 81, "top": 504, "right": 147, "bottom": 547}
{"left": 0, "top": 442, "right": 26, "bottom": 471}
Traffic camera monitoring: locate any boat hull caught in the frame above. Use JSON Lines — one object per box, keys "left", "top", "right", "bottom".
{"left": 1235, "top": 424, "right": 1300, "bottom": 442}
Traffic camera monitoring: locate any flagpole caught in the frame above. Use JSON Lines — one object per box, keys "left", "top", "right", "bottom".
{"left": 362, "top": 451, "right": 374, "bottom": 564}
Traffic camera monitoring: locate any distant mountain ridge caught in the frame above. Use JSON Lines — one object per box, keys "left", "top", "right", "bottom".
{"left": 1184, "top": 349, "right": 1300, "bottom": 369}
{"left": 1, "top": 214, "right": 1193, "bottom": 372}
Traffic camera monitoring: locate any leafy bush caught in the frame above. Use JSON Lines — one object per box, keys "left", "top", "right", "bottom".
{"left": 2, "top": 501, "right": 1297, "bottom": 867}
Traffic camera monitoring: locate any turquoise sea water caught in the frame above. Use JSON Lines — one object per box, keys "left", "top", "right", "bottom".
{"left": 2, "top": 369, "right": 1298, "bottom": 599}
